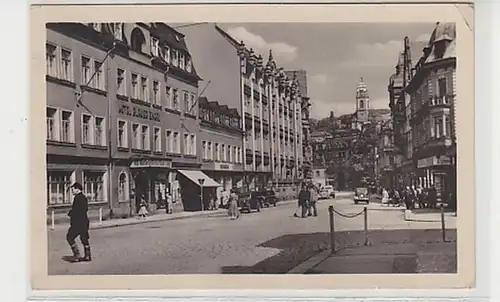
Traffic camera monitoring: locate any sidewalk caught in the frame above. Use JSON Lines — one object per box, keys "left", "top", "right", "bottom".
{"left": 48, "top": 199, "right": 298, "bottom": 231}
{"left": 288, "top": 228, "right": 457, "bottom": 274}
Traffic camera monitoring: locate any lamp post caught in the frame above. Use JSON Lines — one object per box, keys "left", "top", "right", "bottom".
{"left": 198, "top": 178, "right": 205, "bottom": 212}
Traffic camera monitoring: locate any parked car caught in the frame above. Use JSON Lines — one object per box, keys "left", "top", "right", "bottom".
{"left": 354, "top": 187, "right": 370, "bottom": 204}
{"left": 239, "top": 191, "right": 262, "bottom": 213}
{"left": 319, "top": 189, "right": 330, "bottom": 200}
{"left": 254, "top": 190, "right": 278, "bottom": 207}
{"left": 322, "top": 185, "right": 336, "bottom": 198}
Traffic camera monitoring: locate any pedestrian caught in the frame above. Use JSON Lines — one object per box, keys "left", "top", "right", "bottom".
{"left": 66, "top": 182, "right": 91, "bottom": 262}
{"left": 166, "top": 191, "right": 173, "bottom": 214}
{"left": 228, "top": 189, "right": 240, "bottom": 219}
{"left": 428, "top": 186, "right": 437, "bottom": 209}
{"left": 381, "top": 188, "right": 389, "bottom": 206}
{"left": 308, "top": 185, "right": 318, "bottom": 217}
{"left": 138, "top": 194, "right": 148, "bottom": 218}
{"left": 295, "top": 184, "right": 310, "bottom": 218}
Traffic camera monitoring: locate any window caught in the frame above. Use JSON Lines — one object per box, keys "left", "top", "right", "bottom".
{"left": 183, "top": 91, "right": 190, "bottom": 112}
{"left": 186, "top": 56, "right": 192, "bottom": 73}
{"left": 82, "top": 114, "right": 92, "bottom": 144}
{"left": 132, "top": 123, "right": 140, "bottom": 149}
{"left": 117, "top": 120, "right": 127, "bottom": 148}
{"left": 233, "top": 146, "right": 237, "bottom": 163}
{"left": 190, "top": 134, "right": 196, "bottom": 155}
{"left": 173, "top": 88, "right": 179, "bottom": 110}
{"left": 165, "top": 86, "right": 172, "bottom": 108}
{"left": 151, "top": 37, "right": 160, "bottom": 56}
{"left": 438, "top": 77, "right": 447, "bottom": 99}
{"left": 202, "top": 141, "right": 207, "bottom": 159}
{"left": 47, "top": 171, "right": 72, "bottom": 205}
{"left": 173, "top": 131, "right": 180, "bottom": 153}
{"left": 93, "top": 60, "right": 104, "bottom": 90}
{"left": 221, "top": 144, "right": 226, "bottom": 162}
{"left": 164, "top": 45, "right": 170, "bottom": 63}
{"left": 118, "top": 172, "right": 128, "bottom": 202}
{"left": 215, "top": 143, "right": 220, "bottom": 161}
{"left": 131, "top": 73, "right": 139, "bottom": 99}
{"left": 227, "top": 146, "right": 232, "bottom": 162}
{"left": 141, "top": 125, "right": 150, "bottom": 150}
{"left": 208, "top": 142, "right": 213, "bottom": 160}
{"left": 88, "top": 23, "right": 101, "bottom": 32}
{"left": 434, "top": 116, "right": 443, "bottom": 138}
{"left": 111, "top": 23, "right": 123, "bottom": 40}
{"left": 46, "top": 43, "right": 57, "bottom": 77}
{"left": 141, "top": 77, "right": 148, "bottom": 102}
{"left": 190, "top": 93, "right": 196, "bottom": 115}
{"left": 94, "top": 117, "right": 105, "bottom": 146}
{"left": 60, "top": 48, "right": 72, "bottom": 82}
{"left": 179, "top": 52, "right": 185, "bottom": 69}
{"left": 183, "top": 133, "right": 190, "bottom": 155}
{"left": 46, "top": 107, "right": 58, "bottom": 140}
{"left": 117, "top": 68, "right": 126, "bottom": 95}
{"left": 61, "top": 110, "right": 73, "bottom": 143}
{"left": 154, "top": 127, "right": 161, "bottom": 152}
{"left": 84, "top": 171, "right": 105, "bottom": 203}
{"left": 79, "top": 56, "right": 89, "bottom": 84}
{"left": 131, "top": 28, "right": 145, "bottom": 53}
{"left": 165, "top": 129, "right": 173, "bottom": 153}
{"left": 152, "top": 81, "right": 160, "bottom": 105}
{"left": 172, "top": 49, "right": 179, "bottom": 67}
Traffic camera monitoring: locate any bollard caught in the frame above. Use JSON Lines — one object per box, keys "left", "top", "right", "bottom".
{"left": 440, "top": 204, "right": 446, "bottom": 242}
{"left": 51, "top": 210, "right": 55, "bottom": 230}
{"left": 364, "top": 206, "right": 368, "bottom": 246}
{"left": 99, "top": 207, "right": 103, "bottom": 224}
{"left": 328, "top": 205, "right": 335, "bottom": 253}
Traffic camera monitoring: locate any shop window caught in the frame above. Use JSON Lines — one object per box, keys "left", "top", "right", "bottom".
{"left": 118, "top": 172, "right": 129, "bottom": 202}
{"left": 84, "top": 171, "right": 105, "bottom": 203}
{"left": 47, "top": 171, "right": 73, "bottom": 205}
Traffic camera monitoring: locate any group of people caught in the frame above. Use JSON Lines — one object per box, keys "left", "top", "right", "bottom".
{"left": 380, "top": 185, "right": 440, "bottom": 210}
{"left": 294, "top": 183, "right": 319, "bottom": 218}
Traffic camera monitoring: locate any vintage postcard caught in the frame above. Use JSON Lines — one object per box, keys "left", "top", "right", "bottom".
{"left": 30, "top": 2, "right": 475, "bottom": 291}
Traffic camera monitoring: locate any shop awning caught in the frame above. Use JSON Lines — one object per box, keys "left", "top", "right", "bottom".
{"left": 178, "top": 170, "right": 222, "bottom": 188}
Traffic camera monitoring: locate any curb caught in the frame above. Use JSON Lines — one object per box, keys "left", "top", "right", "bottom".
{"left": 50, "top": 199, "right": 299, "bottom": 231}
{"left": 286, "top": 249, "right": 331, "bottom": 274}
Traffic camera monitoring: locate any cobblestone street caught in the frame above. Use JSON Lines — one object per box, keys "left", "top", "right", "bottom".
{"left": 48, "top": 196, "right": 456, "bottom": 275}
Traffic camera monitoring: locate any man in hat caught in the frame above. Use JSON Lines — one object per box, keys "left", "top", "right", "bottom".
{"left": 66, "top": 182, "right": 91, "bottom": 262}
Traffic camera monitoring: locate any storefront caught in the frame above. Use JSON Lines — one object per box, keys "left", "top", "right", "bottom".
{"left": 416, "top": 155, "right": 455, "bottom": 198}
{"left": 202, "top": 162, "right": 244, "bottom": 207}
{"left": 176, "top": 169, "right": 222, "bottom": 211}
{"left": 129, "top": 158, "right": 172, "bottom": 214}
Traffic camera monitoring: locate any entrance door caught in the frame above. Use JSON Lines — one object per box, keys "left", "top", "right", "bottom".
{"left": 134, "top": 170, "right": 150, "bottom": 213}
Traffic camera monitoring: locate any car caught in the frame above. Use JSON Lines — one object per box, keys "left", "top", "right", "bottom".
{"left": 258, "top": 189, "right": 278, "bottom": 207}
{"left": 322, "top": 185, "right": 336, "bottom": 198}
{"left": 239, "top": 191, "right": 262, "bottom": 213}
{"left": 319, "top": 189, "right": 330, "bottom": 200}
{"left": 354, "top": 187, "right": 370, "bottom": 204}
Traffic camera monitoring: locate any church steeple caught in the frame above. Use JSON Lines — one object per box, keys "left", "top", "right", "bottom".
{"left": 356, "top": 77, "right": 370, "bottom": 123}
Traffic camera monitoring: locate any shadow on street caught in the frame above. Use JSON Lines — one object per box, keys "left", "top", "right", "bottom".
{"left": 220, "top": 228, "right": 457, "bottom": 274}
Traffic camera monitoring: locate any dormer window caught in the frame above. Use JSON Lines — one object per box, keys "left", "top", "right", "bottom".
{"left": 164, "top": 45, "right": 170, "bottom": 63}
{"left": 434, "top": 40, "right": 447, "bottom": 59}
{"left": 151, "top": 37, "right": 160, "bottom": 57}
{"left": 111, "top": 23, "right": 123, "bottom": 40}
{"left": 171, "top": 49, "right": 179, "bottom": 67}
{"left": 186, "top": 56, "right": 192, "bottom": 72}
{"left": 131, "top": 28, "right": 146, "bottom": 53}
{"left": 179, "top": 52, "right": 185, "bottom": 70}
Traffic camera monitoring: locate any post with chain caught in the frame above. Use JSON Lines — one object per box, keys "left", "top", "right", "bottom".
{"left": 328, "top": 205, "right": 335, "bottom": 254}
{"left": 440, "top": 203, "right": 446, "bottom": 242}
{"left": 364, "top": 206, "right": 369, "bottom": 246}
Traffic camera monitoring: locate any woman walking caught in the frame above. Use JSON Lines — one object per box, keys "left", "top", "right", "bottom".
{"left": 228, "top": 189, "right": 240, "bottom": 220}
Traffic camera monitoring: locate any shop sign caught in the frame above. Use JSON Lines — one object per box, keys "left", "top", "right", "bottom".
{"left": 435, "top": 155, "right": 451, "bottom": 165}
{"left": 131, "top": 159, "right": 172, "bottom": 169}
{"left": 417, "top": 157, "right": 434, "bottom": 169}
{"left": 214, "top": 163, "right": 233, "bottom": 171}
{"left": 118, "top": 104, "right": 160, "bottom": 122}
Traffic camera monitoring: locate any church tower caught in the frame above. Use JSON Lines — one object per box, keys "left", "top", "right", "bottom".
{"left": 356, "top": 77, "right": 370, "bottom": 123}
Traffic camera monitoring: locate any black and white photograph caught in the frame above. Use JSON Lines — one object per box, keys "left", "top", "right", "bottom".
{"left": 31, "top": 3, "right": 475, "bottom": 290}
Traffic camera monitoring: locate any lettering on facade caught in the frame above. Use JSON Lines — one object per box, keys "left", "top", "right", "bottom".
{"left": 435, "top": 155, "right": 451, "bottom": 165}
{"left": 118, "top": 104, "right": 160, "bottom": 122}
{"left": 417, "top": 156, "right": 452, "bottom": 168}
{"left": 417, "top": 157, "right": 434, "bottom": 169}
{"left": 130, "top": 159, "right": 172, "bottom": 169}
{"left": 214, "top": 163, "right": 233, "bottom": 171}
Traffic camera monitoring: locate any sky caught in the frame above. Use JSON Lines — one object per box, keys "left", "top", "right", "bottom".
{"left": 219, "top": 23, "right": 437, "bottom": 119}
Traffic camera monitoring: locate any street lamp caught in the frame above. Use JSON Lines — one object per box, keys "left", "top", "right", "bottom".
{"left": 198, "top": 178, "right": 205, "bottom": 212}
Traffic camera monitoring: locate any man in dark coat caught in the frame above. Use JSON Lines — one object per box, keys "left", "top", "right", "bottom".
{"left": 66, "top": 182, "right": 91, "bottom": 262}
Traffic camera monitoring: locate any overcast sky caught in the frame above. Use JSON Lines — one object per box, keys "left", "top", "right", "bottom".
{"left": 219, "top": 23, "right": 437, "bottom": 119}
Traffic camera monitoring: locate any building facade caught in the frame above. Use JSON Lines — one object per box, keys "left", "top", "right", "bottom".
{"left": 46, "top": 22, "right": 224, "bottom": 223}
{"left": 374, "top": 120, "right": 396, "bottom": 189}
{"left": 406, "top": 22, "right": 457, "bottom": 201}
{"left": 180, "top": 24, "right": 305, "bottom": 197}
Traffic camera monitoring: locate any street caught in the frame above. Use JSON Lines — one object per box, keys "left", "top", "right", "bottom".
{"left": 48, "top": 195, "right": 456, "bottom": 275}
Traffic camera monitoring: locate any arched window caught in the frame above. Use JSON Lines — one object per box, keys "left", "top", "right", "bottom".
{"left": 118, "top": 172, "right": 129, "bottom": 202}
{"left": 131, "top": 28, "right": 146, "bottom": 53}
{"left": 359, "top": 99, "right": 364, "bottom": 109}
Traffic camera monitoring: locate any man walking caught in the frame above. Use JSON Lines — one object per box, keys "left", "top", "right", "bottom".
{"left": 294, "top": 184, "right": 310, "bottom": 218}
{"left": 66, "top": 182, "right": 91, "bottom": 262}
{"left": 308, "top": 184, "right": 318, "bottom": 217}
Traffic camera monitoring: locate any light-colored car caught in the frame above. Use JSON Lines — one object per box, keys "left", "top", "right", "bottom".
{"left": 319, "top": 189, "right": 330, "bottom": 200}
{"left": 319, "top": 185, "right": 336, "bottom": 199}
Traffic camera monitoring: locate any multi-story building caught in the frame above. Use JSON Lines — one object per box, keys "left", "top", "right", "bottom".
{"left": 406, "top": 22, "right": 456, "bottom": 199}
{"left": 198, "top": 97, "right": 244, "bottom": 207}
{"left": 45, "top": 22, "right": 224, "bottom": 223}
{"left": 180, "top": 24, "right": 305, "bottom": 197}
{"left": 375, "top": 120, "right": 396, "bottom": 189}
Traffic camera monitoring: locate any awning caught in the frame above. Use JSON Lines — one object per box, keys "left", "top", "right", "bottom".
{"left": 178, "top": 170, "right": 222, "bottom": 188}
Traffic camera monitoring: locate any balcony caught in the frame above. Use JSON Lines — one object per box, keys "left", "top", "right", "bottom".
{"left": 426, "top": 136, "right": 453, "bottom": 149}
{"left": 430, "top": 95, "right": 453, "bottom": 107}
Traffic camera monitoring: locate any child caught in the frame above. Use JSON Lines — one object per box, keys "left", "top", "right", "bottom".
{"left": 138, "top": 195, "right": 149, "bottom": 219}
